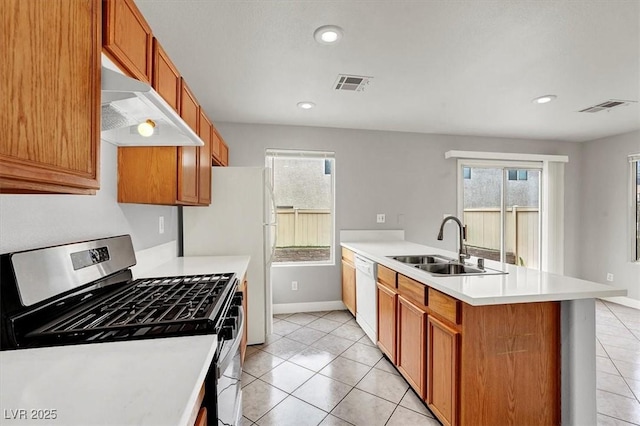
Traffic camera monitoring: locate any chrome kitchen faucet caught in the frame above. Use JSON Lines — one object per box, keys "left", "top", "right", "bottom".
{"left": 437, "top": 215, "right": 470, "bottom": 263}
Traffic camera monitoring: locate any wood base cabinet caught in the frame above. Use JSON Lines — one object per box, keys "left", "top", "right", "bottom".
{"left": 341, "top": 248, "right": 356, "bottom": 316}
{"left": 427, "top": 315, "right": 459, "bottom": 426}
{"left": 459, "top": 302, "right": 560, "bottom": 426}
{"left": 376, "top": 283, "right": 397, "bottom": 363}
{"left": 397, "top": 294, "right": 427, "bottom": 398}
{"left": 370, "top": 263, "right": 560, "bottom": 426}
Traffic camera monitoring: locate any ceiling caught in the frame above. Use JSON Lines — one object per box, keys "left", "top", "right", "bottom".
{"left": 135, "top": 0, "right": 640, "bottom": 142}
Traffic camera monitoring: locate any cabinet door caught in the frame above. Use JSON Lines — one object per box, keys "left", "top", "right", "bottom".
{"left": 152, "top": 38, "right": 180, "bottom": 111}
{"left": 1, "top": 0, "right": 100, "bottom": 194}
{"left": 426, "top": 315, "right": 459, "bottom": 426}
{"left": 194, "top": 407, "right": 207, "bottom": 426}
{"left": 211, "top": 127, "right": 222, "bottom": 165}
{"left": 341, "top": 260, "right": 356, "bottom": 316}
{"left": 397, "top": 295, "right": 427, "bottom": 398}
{"left": 103, "top": 0, "right": 153, "bottom": 83}
{"left": 377, "top": 282, "right": 397, "bottom": 363}
{"left": 118, "top": 147, "right": 178, "bottom": 205}
{"left": 197, "top": 110, "right": 213, "bottom": 205}
{"left": 178, "top": 80, "right": 199, "bottom": 204}
{"left": 220, "top": 139, "right": 229, "bottom": 166}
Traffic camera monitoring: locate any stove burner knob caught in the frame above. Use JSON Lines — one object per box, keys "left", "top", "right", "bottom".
{"left": 221, "top": 325, "right": 235, "bottom": 340}
{"left": 224, "top": 317, "right": 237, "bottom": 330}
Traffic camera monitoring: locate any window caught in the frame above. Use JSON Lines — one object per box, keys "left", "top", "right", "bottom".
{"left": 266, "top": 149, "right": 335, "bottom": 265}
{"left": 507, "top": 169, "right": 529, "bottom": 181}
{"left": 463, "top": 167, "right": 471, "bottom": 179}
{"left": 447, "top": 150, "right": 568, "bottom": 273}
{"left": 631, "top": 155, "right": 640, "bottom": 262}
{"left": 459, "top": 161, "right": 542, "bottom": 268}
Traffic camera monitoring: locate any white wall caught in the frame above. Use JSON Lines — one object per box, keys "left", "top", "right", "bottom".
{"left": 0, "top": 141, "right": 179, "bottom": 254}
{"left": 580, "top": 130, "right": 640, "bottom": 301}
{"left": 217, "top": 122, "right": 584, "bottom": 305}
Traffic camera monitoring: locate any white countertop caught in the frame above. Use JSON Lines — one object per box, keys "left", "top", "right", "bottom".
{"left": 0, "top": 336, "right": 217, "bottom": 426}
{"left": 0, "top": 255, "right": 250, "bottom": 426}
{"left": 341, "top": 240, "right": 626, "bottom": 305}
{"left": 136, "top": 255, "right": 250, "bottom": 281}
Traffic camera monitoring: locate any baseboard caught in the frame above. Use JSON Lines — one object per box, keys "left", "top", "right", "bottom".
{"left": 600, "top": 296, "right": 640, "bottom": 310}
{"left": 273, "top": 300, "right": 346, "bottom": 314}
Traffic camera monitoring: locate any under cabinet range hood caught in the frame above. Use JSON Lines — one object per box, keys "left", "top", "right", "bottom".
{"left": 100, "top": 67, "right": 203, "bottom": 147}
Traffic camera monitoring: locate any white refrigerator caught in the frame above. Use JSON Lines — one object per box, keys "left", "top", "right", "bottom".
{"left": 182, "top": 167, "right": 276, "bottom": 345}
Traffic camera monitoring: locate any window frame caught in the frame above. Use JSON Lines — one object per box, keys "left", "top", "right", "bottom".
{"left": 266, "top": 149, "right": 336, "bottom": 267}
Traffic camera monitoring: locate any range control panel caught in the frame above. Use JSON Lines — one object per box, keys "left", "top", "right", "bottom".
{"left": 70, "top": 247, "right": 110, "bottom": 270}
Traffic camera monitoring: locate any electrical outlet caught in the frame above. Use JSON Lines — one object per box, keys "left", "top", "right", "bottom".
{"left": 376, "top": 214, "right": 386, "bottom": 223}
{"left": 159, "top": 216, "right": 165, "bottom": 234}
{"left": 292, "top": 281, "right": 298, "bottom": 291}
{"left": 606, "top": 273, "right": 614, "bottom": 282}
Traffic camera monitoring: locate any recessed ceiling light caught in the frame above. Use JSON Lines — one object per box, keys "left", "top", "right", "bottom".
{"left": 297, "top": 101, "right": 316, "bottom": 110}
{"left": 314, "top": 25, "right": 343, "bottom": 44}
{"left": 532, "top": 95, "right": 557, "bottom": 104}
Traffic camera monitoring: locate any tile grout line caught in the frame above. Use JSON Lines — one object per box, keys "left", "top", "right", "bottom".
{"left": 595, "top": 300, "right": 640, "bottom": 422}
{"left": 251, "top": 330, "right": 440, "bottom": 424}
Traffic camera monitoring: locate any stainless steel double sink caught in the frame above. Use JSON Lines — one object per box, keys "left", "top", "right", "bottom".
{"left": 388, "top": 254, "right": 507, "bottom": 276}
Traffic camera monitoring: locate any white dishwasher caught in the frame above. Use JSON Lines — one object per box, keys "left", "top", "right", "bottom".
{"left": 354, "top": 255, "right": 377, "bottom": 344}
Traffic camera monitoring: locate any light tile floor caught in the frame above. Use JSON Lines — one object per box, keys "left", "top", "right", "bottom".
{"left": 241, "top": 301, "right": 640, "bottom": 426}
{"left": 595, "top": 299, "right": 640, "bottom": 425}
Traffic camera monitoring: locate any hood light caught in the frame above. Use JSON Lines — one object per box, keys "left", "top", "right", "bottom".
{"left": 532, "top": 95, "right": 557, "bottom": 104}
{"left": 314, "top": 25, "right": 343, "bottom": 45}
{"left": 137, "top": 119, "right": 156, "bottom": 137}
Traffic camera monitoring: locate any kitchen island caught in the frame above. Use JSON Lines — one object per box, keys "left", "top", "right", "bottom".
{"left": 341, "top": 239, "right": 626, "bottom": 426}
{"left": 0, "top": 255, "right": 249, "bottom": 426}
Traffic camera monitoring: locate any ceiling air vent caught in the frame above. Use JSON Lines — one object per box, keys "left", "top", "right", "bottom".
{"left": 334, "top": 74, "right": 372, "bottom": 92}
{"left": 578, "top": 99, "right": 636, "bottom": 113}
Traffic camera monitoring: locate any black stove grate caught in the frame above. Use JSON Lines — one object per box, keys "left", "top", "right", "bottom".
{"left": 26, "top": 273, "right": 236, "bottom": 343}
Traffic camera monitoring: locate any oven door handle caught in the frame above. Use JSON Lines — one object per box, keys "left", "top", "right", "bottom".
{"left": 216, "top": 305, "right": 244, "bottom": 379}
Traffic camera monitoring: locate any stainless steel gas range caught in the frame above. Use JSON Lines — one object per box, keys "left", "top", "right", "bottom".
{"left": 0, "top": 235, "right": 244, "bottom": 425}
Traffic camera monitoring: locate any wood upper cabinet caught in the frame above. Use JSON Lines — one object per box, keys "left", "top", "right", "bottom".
{"left": 152, "top": 38, "right": 180, "bottom": 111}
{"left": 427, "top": 315, "right": 459, "bottom": 426}
{"left": 219, "top": 138, "right": 229, "bottom": 166}
{"left": 178, "top": 80, "right": 199, "bottom": 205}
{"left": 1, "top": 0, "right": 101, "bottom": 195}
{"left": 103, "top": 0, "right": 152, "bottom": 83}
{"left": 341, "top": 248, "right": 356, "bottom": 316}
{"left": 108, "top": 0, "right": 225, "bottom": 205}
{"left": 377, "top": 282, "right": 397, "bottom": 363}
{"left": 212, "top": 127, "right": 229, "bottom": 167}
{"left": 197, "top": 110, "right": 213, "bottom": 205}
{"left": 397, "top": 294, "right": 427, "bottom": 398}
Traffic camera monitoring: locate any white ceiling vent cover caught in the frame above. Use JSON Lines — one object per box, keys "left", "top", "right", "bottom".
{"left": 578, "top": 99, "right": 637, "bottom": 113}
{"left": 334, "top": 74, "right": 372, "bottom": 92}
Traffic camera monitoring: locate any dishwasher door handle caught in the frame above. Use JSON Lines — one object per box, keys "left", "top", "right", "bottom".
{"left": 355, "top": 256, "right": 374, "bottom": 277}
